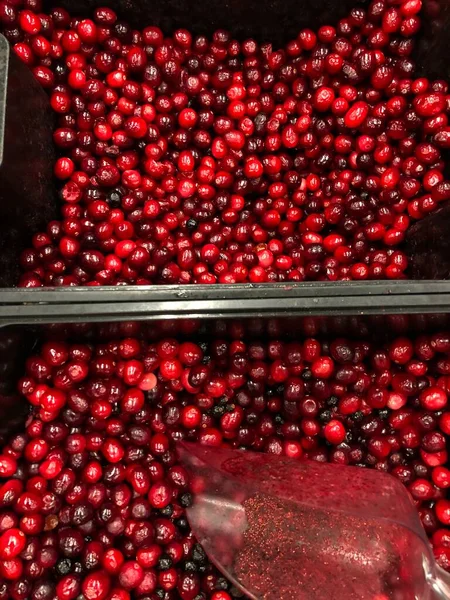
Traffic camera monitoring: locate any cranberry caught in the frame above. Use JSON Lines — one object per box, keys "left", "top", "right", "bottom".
{"left": 0, "top": 455, "right": 17, "bottom": 477}
{"left": 413, "top": 92, "right": 446, "bottom": 117}
{"left": 436, "top": 501, "right": 450, "bottom": 526}
{"left": 323, "top": 420, "right": 346, "bottom": 444}
{"left": 433, "top": 467, "right": 450, "bottom": 489}
{"left": 118, "top": 561, "right": 144, "bottom": 589}
{"left": 0, "top": 529, "right": 26, "bottom": 559}
{"left": 56, "top": 575, "right": 80, "bottom": 600}
{"left": 420, "top": 387, "right": 448, "bottom": 411}
{"left": 18, "top": 9, "right": 41, "bottom": 34}
{"left": 148, "top": 482, "right": 172, "bottom": 508}
{"left": 311, "top": 357, "right": 334, "bottom": 379}
{"left": 344, "top": 101, "right": 369, "bottom": 128}
{"left": 81, "top": 571, "right": 110, "bottom": 600}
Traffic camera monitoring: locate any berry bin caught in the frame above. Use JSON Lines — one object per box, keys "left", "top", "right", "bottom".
{"left": 2, "top": 311, "right": 450, "bottom": 598}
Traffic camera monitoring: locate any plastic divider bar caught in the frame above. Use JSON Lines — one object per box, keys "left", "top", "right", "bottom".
{"left": 1, "top": 281, "right": 450, "bottom": 323}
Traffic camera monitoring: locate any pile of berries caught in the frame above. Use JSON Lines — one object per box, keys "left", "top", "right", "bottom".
{"left": 1, "top": 317, "right": 450, "bottom": 599}
{"left": 0, "top": 0, "right": 449, "bottom": 286}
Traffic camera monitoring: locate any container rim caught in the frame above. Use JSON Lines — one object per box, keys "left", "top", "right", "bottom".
{"left": 2, "top": 281, "right": 450, "bottom": 324}
{"left": 0, "top": 34, "right": 8, "bottom": 167}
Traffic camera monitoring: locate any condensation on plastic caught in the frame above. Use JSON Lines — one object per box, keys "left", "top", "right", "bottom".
{"left": 178, "top": 442, "right": 450, "bottom": 600}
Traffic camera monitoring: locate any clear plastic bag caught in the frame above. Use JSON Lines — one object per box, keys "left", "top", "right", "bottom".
{"left": 179, "top": 442, "right": 450, "bottom": 600}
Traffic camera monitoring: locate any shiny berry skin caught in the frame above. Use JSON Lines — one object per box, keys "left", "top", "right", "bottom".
{"left": 0, "top": 557, "right": 23, "bottom": 580}
{"left": 81, "top": 571, "right": 110, "bottom": 600}
{"left": 18, "top": 10, "right": 41, "bottom": 34}
{"left": 413, "top": 93, "right": 446, "bottom": 117}
{"left": 420, "top": 387, "right": 448, "bottom": 411}
{"left": 56, "top": 575, "right": 81, "bottom": 600}
{"left": 344, "top": 101, "right": 369, "bottom": 128}
{"left": 148, "top": 482, "right": 172, "bottom": 509}
{"left": 389, "top": 338, "right": 414, "bottom": 365}
{"left": 0, "top": 529, "right": 26, "bottom": 559}
{"left": 311, "top": 357, "right": 334, "bottom": 379}
{"left": 118, "top": 561, "right": 144, "bottom": 590}
{"left": 433, "top": 467, "right": 450, "bottom": 489}
{"left": 323, "top": 420, "right": 346, "bottom": 445}
{"left": 160, "top": 359, "right": 182, "bottom": 380}
{"left": 436, "top": 501, "right": 450, "bottom": 526}
{"left": 0, "top": 455, "right": 17, "bottom": 477}
{"left": 181, "top": 406, "right": 202, "bottom": 428}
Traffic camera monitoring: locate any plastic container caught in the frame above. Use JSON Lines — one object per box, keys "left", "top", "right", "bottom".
{"left": 1, "top": 0, "right": 450, "bottom": 309}
{"left": 0, "top": 311, "right": 450, "bottom": 594}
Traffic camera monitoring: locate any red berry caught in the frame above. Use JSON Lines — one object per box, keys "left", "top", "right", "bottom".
{"left": 0, "top": 455, "right": 17, "bottom": 477}
{"left": 420, "top": 387, "right": 448, "bottom": 411}
{"left": 118, "top": 561, "right": 144, "bottom": 590}
{"left": 82, "top": 571, "right": 111, "bottom": 600}
{"left": 19, "top": 9, "right": 41, "bottom": 34}
{"left": 436, "top": 500, "right": 450, "bottom": 526}
{"left": 311, "top": 357, "right": 334, "bottom": 379}
{"left": 413, "top": 92, "right": 446, "bottom": 117}
{"left": 323, "top": 420, "right": 346, "bottom": 445}
{"left": 344, "top": 101, "right": 369, "bottom": 128}
{"left": 0, "top": 529, "right": 26, "bottom": 559}
{"left": 148, "top": 482, "right": 172, "bottom": 509}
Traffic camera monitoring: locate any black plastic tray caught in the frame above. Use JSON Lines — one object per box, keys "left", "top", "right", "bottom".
{"left": 1, "top": 282, "right": 450, "bottom": 324}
